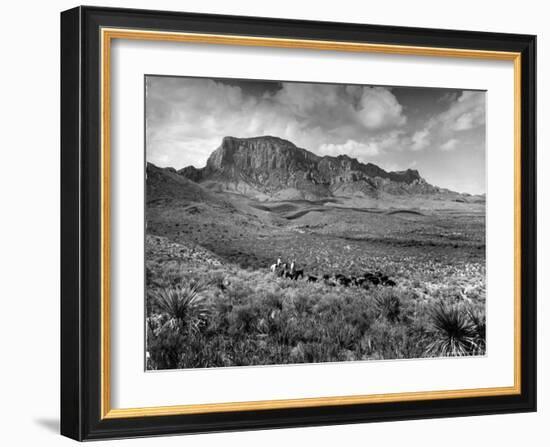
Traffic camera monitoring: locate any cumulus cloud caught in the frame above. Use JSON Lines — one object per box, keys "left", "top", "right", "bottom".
{"left": 145, "top": 77, "right": 486, "bottom": 194}
{"left": 146, "top": 77, "right": 409, "bottom": 169}
{"left": 354, "top": 87, "right": 407, "bottom": 130}
{"left": 271, "top": 84, "right": 406, "bottom": 131}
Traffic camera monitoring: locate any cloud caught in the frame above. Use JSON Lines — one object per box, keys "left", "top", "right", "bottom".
{"left": 146, "top": 77, "right": 408, "bottom": 169}
{"left": 319, "top": 139, "right": 380, "bottom": 158}
{"left": 383, "top": 159, "right": 418, "bottom": 172}
{"left": 439, "top": 91, "right": 486, "bottom": 132}
{"left": 271, "top": 84, "right": 406, "bottom": 131}
{"left": 145, "top": 77, "right": 485, "bottom": 194}
{"left": 453, "top": 113, "right": 476, "bottom": 131}
{"left": 437, "top": 91, "right": 459, "bottom": 104}
{"left": 400, "top": 91, "right": 484, "bottom": 153}
{"left": 440, "top": 138, "right": 458, "bottom": 151}
{"left": 318, "top": 129, "right": 407, "bottom": 161}
{"left": 411, "top": 129, "right": 430, "bottom": 151}
{"left": 355, "top": 87, "right": 407, "bottom": 130}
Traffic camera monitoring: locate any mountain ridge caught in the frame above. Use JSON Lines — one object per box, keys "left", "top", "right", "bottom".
{"left": 166, "top": 136, "right": 479, "bottom": 202}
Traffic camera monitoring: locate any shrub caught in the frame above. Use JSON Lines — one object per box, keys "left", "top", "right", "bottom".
{"left": 227, "top": 303, "right": 261, "bottom": 334}
{"left": 145, "top": 254, "right": 486, "bottom": 368}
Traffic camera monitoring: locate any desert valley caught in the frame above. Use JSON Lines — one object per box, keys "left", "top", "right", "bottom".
{"left": 145, "top": 136, "right": 486, "bottom": 369}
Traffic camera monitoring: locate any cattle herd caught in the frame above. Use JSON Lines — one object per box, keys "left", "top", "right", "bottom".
{"left": 271, "top": 260, "right": 396, "bottom": 289}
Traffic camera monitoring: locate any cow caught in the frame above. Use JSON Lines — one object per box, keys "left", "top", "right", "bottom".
{"left": 339, "top": 277, "right": 351, "bottom": 287}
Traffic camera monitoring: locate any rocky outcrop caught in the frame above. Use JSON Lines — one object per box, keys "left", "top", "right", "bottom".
{"left": 177, "top": 165, "right": 203, "bottom": 183}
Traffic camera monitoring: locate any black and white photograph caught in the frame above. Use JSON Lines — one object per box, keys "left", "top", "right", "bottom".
{"left": 144, "top": 75, "right": 487, "bottom": 370}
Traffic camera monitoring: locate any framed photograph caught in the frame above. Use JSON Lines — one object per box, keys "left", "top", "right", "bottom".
{"left": 60, "top": 6, "right": 536, "bottom": 441}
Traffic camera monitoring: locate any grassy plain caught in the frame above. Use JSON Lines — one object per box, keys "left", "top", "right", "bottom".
{"left": 146, "top": 193, "right": 486, "bottom": 369}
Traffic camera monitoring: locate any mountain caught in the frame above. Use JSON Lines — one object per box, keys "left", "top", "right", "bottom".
{"left": 175, "top": 136, "right": 456, "bottom": 201}
{"left": 147, "top": 162, "right": 216, "bottom": 203}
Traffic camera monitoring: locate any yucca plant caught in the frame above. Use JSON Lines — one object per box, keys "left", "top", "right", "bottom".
{"left": 467, "top": 307, "right": 487, "bottom": 354}
{"left": 150, "top": 280, "right": 210, "bottom": 334}
{"left": 373, "top": 293, "right": 401, "bottom": 323}
{"left": 426, "top": 303, "right": 478, "bottom": 357}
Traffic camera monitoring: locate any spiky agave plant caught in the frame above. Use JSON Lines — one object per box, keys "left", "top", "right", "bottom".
{"left": 467, "top": 307, "right": 487, "bottom": 355}
{"left": 373, "top": 293, "right": 401, "bottom": 323}
{"left": 426, "top": 303, "right": 478, "bottom": 357}
{"left": 150, "top": 280, "right": 210, "bottom": 334}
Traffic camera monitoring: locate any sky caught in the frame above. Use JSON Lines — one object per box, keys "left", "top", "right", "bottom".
{"left": 145, "top": 76, "right": 486, "bottom": 194}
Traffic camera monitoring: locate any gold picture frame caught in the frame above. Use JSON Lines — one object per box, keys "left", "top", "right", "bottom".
{"left": 100, "top": 27, "right": 523, "bottom": 419}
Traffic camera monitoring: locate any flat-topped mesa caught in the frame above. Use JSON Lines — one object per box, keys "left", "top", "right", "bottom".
{"left": 206, "top": 136, "right": 320, "bottom": 173}
{"left": 178, "top": 136, "right": 433, "bottom": 199}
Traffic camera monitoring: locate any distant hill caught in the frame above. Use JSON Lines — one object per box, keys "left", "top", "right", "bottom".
{"left": 146, "top": 162, "right": 216, "bottom": 203}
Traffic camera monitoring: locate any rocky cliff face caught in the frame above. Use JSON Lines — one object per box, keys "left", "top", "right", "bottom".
{"left": 176, "top": 136, "right": 442, "bottom": 200}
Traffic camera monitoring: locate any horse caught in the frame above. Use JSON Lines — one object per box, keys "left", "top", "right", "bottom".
{"left": 281, "top": 267, "right": 304, "bottom": 280}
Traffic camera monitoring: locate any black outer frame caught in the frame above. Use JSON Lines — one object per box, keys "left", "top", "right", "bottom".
{"left": 60, "top": 5, "right": 536, "bottom": 441}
